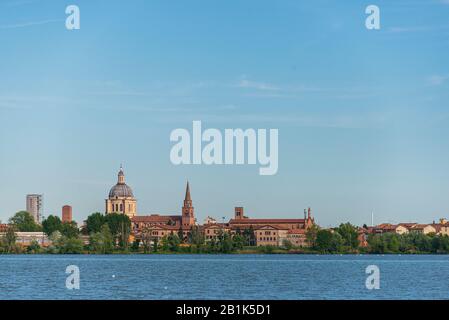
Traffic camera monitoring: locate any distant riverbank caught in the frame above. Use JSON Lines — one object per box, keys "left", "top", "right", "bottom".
{"left": 2, "top": 247, "right": 448, "bottom": 255}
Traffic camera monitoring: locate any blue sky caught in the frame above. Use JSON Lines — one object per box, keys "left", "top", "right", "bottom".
{"left": 1, "top": 0, "right": 449, "bottom": 227}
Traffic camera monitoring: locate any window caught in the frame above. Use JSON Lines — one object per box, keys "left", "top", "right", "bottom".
{"left": 120, "top": 204, "right": 123, "bottom": 211}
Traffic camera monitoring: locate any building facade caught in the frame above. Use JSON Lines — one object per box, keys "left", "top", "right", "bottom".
{"left": 106, "top": 166, "right": 137, "bottom": 218}
{"left": 131, "top": 182, "right": 196, "bottom": 242}
{"left": 105, "top": 167, "right": 316, "bottom": 248}
{"left": 26, "top": 194, "right": 43, "bottom": 223}
{"left": 229, "top": 207, "right": 314, "bottom": 231}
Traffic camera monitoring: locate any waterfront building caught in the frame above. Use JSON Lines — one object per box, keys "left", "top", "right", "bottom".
{"left": 229, "top": 207, "right": 314, "bottom": 231}
{"left": 131, "top": 182, "right": 196, "bottom": 242}
{"left": 106, "top": 166, "right": 137, "bottom": 218}
{"left": 107, "top": 166, "right": 316, "bottom": 247}
{"left": 254, "top": 225, "right": 288, "bottom": 246}
{"left": 203, "top": 223, "right": 231, "bottom": 241}
{"left": 0, "top": 224, "right": 8, "bottom": 232}
{"left": 62, "top": 205, "right": 72, "bottom": 223}
{"left": 204, "top": 216, "right": 217, "bottom": 225}
{"left": 409, "top": 224, "right": 437, "bottom": 234}
{"left": 0, "top": 231, "right": 50, "bottom": 246}
{"left": 286, "top": 229, "right": 307, "bottom": 247}
{"left": 26, "top": 194, "right": 43, "bottom": 223}
{"left": 371, "top": 223, "right": 438, "bottom": 235}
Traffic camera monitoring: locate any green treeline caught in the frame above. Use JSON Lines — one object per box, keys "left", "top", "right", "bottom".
{"left": 2, "top": 212, "right": 449, "bottom": 254}
{"left": 366, "top": 232, "right": 449, "bottom": 254}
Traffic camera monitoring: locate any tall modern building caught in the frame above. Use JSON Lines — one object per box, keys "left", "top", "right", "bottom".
{"left": 26, "top": 194, "right": 43, "bottom": 223}
{"left": 62, "top": 205, "right": 72, "bottom": 223}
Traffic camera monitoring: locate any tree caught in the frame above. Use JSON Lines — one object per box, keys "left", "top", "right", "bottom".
{"left": 55, "top": 236, "right": 84, "bottom": 254}
{"left": 335, "top": 222, "right": 359, "bottom": 250}
{"left": 153, "top": 237, "right": 159, "bottom": 252}
{"left": 232, "top": 233, "right": 245, "bottom": 250}
{"left": 42, "top": 215, "right": 79, "bottom": 238}
{"left": 367, "top": 234, "right": 385, "bottom": 253}
{"left": 188, "top": 225, "right": 205, "bottom": 252}
{"left": 282, "top": 239, "right": 293, "bottom": 250}
{"left": 140, "top": 226, "right": 154, "bottom": 253}
{"left": 8, "top": 211, "right": 41, "bottom": 232}
{"left": 316, "top": 229, "right": 333, "bottom": 252}
{"left": 439, "top": 235, "right": 449, "bottom": 253}
{"left": 217, "top": 230, "right": 233, "bottom": 253}
{"left": 89, "top": 224, "right": 114, "bottom": 254}
{"left": 177, "top": 226, "right": 185, "bottom": 243}
{"left": 105, "top": 213, "right": 131, "bottom": 249}
{"left": 85, "top": 212, "right": 107, "bottom": 234}
{"left": 46, "top": 231, "right": 62, "bottom": 254}
{"left": 42, "top": 215, "right": 62, "bottom": 236}
{"left": 329, "top": 232, "right": 344, "bottom": 253}
{"left": 160, "top": 233, "right": 181, "bottom": 252}
{"left": 61, "top": 221, "right": 79, "bottom": 238}
{"left": 306, "top": 224, "right": 319, "bottom": 248}
{"left": 26, "top": 239, "right": 41, "bottom": 254}
{"left": 1, "top": 225, "right": 17, "bottom": 253}
{"left": 131, "top": 239, "right": 141, "bottom": 252}
{"left": 243, "top": 227, "right": 256, "bottom": 246}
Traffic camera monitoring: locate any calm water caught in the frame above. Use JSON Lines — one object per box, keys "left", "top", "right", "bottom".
{"left": 0, "top": 254, "right": 448, "bottom": 300}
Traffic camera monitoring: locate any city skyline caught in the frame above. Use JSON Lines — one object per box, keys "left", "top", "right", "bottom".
{"left": 1, "top": 0, "right": 449, "bottom": 226}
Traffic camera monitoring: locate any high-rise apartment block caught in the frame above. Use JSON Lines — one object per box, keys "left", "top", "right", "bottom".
{"left": 26, "top": 194, "right": 43, "bottom": 223}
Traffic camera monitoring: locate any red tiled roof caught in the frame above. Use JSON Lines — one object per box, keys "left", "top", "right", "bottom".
{"left": 398, "top": 223, "right": 417, "bottom": 228}
{"left": 410, "top": 224, "right": 428, "bottom": 229}
{"left": 431, "top": 224, "right": 443, "bottom": 232}
{"left": 203, "top": 223, "right": 229, "bottom": 229}
{"left": 131, "top": 215, "right": 181, "bottom": 223}
{"left": 254, "top": 224, "right": 288, "bottom": 230}
{"left": 288, "top": 229, "right": 306, "bottom": 234}
{"left": 376, "top": 223, "right": 396, "bottom": 229}
{"left": 229, "top": 218, "right": 305, "bottom": 224}
{"left": 136, "top": 224, "right": 192, "bottom": 231}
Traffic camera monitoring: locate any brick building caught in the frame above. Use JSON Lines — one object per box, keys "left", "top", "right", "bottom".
{"left": 62, "top": 205, "right": 72, "bottom": 223}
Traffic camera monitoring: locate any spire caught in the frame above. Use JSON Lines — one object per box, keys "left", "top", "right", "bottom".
{"left": 118, "top": 165, "right": 125, "bottom": 184}
{"left": 185, "top": 181, "right": 191, "bottom": 201}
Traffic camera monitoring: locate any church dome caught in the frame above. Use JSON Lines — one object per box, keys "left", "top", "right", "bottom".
{"left": 108, "top": 166, "right": 134, "bottom": 198}
{"left": 109, "top": 184, "right": 134, "bottom": 198}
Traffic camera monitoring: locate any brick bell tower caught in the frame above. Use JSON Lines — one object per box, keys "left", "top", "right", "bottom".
{"left": 182, "top": 181, "right": 195, "bottom": 227}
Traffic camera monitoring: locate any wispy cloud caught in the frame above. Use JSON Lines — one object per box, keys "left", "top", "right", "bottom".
{"left": 0, "top": 18, "right": 62, "bottom": 30}
{"left": 2, "top": 0, "right": 38, "bottom": 7}
{"left": 237, "top": 77, "right": 279, "bottom": 91}
{"left": 387, "top": 23, "right": 449, "bottom": 34}
{"left": 387, "top": 26, "right": 433, "bottom": 33}
{"left": 427, "top": 74, "right": 449, "bottom": 86}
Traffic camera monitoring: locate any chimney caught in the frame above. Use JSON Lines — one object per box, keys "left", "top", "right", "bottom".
{"left": 304, "top": 209, "right": 307, "bottom": 220}
{"left": 308, "top": 207, "right": 312, "bottom": 220}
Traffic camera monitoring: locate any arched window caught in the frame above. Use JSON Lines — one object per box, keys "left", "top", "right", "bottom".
{"left": 120, "top": 204, "right": 123, "bottom": 212}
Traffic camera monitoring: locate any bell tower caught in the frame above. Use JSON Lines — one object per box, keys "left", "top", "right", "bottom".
{"left": 182, "top": 181, "right": 195, "bottom": 227}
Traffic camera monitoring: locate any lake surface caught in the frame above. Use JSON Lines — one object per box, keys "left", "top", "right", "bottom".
{"left": 0, "top": 254, "right": 448, "bottom": 300}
